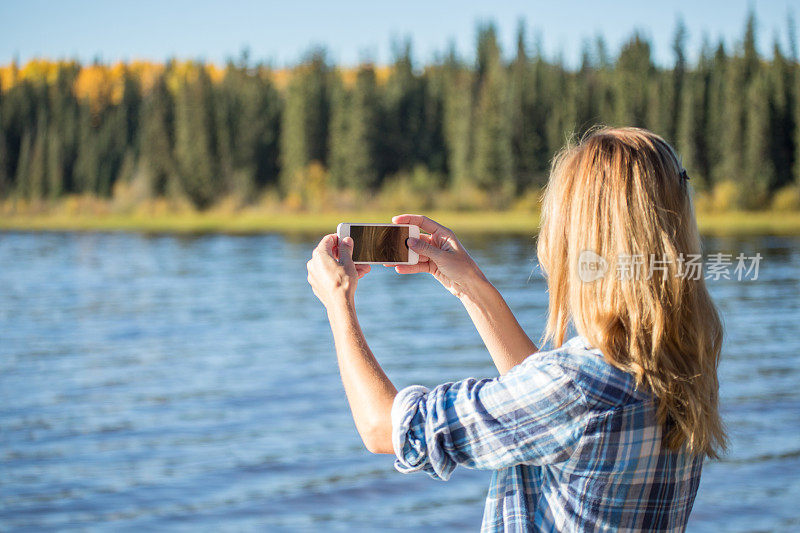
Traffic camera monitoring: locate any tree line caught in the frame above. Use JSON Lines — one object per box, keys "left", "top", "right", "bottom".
{"left": 1, "top": 13, "right": 799, "bottom": 211}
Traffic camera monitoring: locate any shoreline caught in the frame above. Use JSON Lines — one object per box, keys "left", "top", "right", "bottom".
{"left": 2, "top": 210, "right": 800, "bottom": 236}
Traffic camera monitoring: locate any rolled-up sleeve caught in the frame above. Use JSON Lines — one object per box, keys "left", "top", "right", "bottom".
{"left": 391, "top": 356, "right": 587, "bottom": 481}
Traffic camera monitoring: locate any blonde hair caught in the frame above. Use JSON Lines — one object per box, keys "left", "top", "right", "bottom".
{"left": 537, "top": 126, "right": 726, "bottom": 458}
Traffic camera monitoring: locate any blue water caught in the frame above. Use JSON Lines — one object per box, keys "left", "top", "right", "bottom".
{"left": 1, "top": 231, "right": 798, "bottom": 531}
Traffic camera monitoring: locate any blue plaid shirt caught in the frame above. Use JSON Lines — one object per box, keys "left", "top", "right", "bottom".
{"left": 391, "top": 336, "right": 703, "bottom": 532}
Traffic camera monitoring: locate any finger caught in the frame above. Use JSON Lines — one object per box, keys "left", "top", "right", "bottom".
{"left": 407, "top": 236, "right": 443, "bottom": 261}
{"left": 394, "top": 263, "right": 431, "bottom": 275}
{"left": 392, "top": 214, "right": 447, "bottom": 235}
{"left": 316, "top": 234, "right": 338, "bottom": 258}
{"left": 338, "top": 236, "right": 354, "bottom": 265}
{"left": 388, "top": 256, "right": 429, "bottom": 265}
{"left": 415, "top": 234, "right": 437, "bottom": 261}
{"left": 355, "top": 264, "right": 371, "bottom": 278}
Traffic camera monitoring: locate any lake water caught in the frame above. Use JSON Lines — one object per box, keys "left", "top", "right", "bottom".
{"left": 1, "top": 231, "right": 798, "bottom": 532}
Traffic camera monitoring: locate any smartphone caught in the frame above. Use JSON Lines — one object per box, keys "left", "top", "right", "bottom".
{"left": 336, "top": 223, "right": 420, "bottom": 265}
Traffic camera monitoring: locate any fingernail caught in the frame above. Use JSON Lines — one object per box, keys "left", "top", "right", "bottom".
{"left": 407, "top": 237, "right": 418, "bottom": 247}
{"left": 343, "top": 236, "right": 353, "bottom": 246}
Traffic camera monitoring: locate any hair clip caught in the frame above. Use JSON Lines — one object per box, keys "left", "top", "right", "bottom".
{"left": 679, "top": 169, "right": 690, "bottom": 182}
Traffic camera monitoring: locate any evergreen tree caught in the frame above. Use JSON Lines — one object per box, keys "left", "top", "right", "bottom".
{"left": 768, "top": 41, "right": 796, "bottom": 192}
{"left": 120, "top": 69, "right": 141, "bottom": 149}
{"left": 96, "top": 107, "right": 127, "bottom": 197}
{"left": 173, "top": 65, "right": 220, "bottom": 208}
{"left": 0, "top": 12, "right": 798, "bottom": 210}
{"left": 280, "top": 50, "right": 330, "bottom": 193}
{"left": 329, "top": 65, "right": 379, "bottom": 189}
{"left": 46, "top": 124, "right": 64, "bottom": 199}
{"left": 327, "top": 72, "right": 350, "bottom": 189}
{"left": 677, "top": 40, "right": 712, "bottom": 188}
{"left": 716, "top": 49, "right": 747, "bottom": 188}
{"left": 510, "top": 22, "right": 541, "bottom": 192}
{"left": 28, "top": 120, "right": 47, "bottom": 200}
{"left": 249, "top": 66, "right": 282, "bottom": 190}
{"left": 471, "top": 24, "right": 513, "bottom": 194}
{"left": 706, "top": 41, "right": 729, "bottom": 188}
{"left": 73, "top": 108, "right": 100, "bottom": 194}
{"left": 138, "top": 74, "right": 176, "bottom": 197}
{"left": 439, "top": 48, "right": 473, "bottom": 187}
{"left": 667, "top": 19, "right": 688, "bottom": 143}
{"left": 14, "top": 129, "right": 32, "bottom": 198}
{"left": 795, "top": 53, "right": 800, "bottom": 184}
{"left": 615, "top": 33, "right": 655, "bottom": 126}
{"left": 0, "top": 122, "right": 8, "bottom": 197}
{"left": 2, "top": 80, "right": 37, "bottom": 193}
{"left": 572, "top": 43, "right": 602, "bottom": 134}
{"left": 380, "top": 41, "right": 426, "bottom": 180}
{"left": 743, "top": 69, "right": 774, "bottom": 205}
{"left": 742, "top": 12, "right": 759, "bottom": 81}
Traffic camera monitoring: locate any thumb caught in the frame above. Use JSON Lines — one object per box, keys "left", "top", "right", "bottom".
{"left": 407, "top": 236, "right": 443, "bottom": 260}
{"left": 338, "top": 236, "right": 354, "bottom": 265}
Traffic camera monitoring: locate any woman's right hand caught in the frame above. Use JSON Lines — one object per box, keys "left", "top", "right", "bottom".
{"left": 390, "top": 214, "right": 488, "bottom": 299}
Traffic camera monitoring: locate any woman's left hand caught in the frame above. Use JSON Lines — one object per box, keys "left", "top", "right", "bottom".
{"left": 307, "top": 234, "right": 371, "bottom": 309}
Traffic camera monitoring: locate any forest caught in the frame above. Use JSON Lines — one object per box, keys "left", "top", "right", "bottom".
{"left": 1, "top": 13, "right": 799, "bottom": 215}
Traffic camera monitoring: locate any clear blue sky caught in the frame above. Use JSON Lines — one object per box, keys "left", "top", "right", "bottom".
{"left": 0, "top": 0, "right": 797, "bottom": 68}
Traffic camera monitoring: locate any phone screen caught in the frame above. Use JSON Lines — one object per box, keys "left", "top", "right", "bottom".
{"left": 349, "top": 225, "right": 409, "bottom": 262}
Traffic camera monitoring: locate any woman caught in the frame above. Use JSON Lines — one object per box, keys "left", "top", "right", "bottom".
{"left": 306, "top": 127, "right": 726, "bottom": 531}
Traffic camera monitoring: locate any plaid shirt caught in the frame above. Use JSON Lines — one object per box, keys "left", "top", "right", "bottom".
{"left": 391, "top": 336, "right": 703, "bottom": 532}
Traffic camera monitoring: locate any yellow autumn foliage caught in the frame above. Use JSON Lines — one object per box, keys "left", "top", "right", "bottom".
{"left": 1, "top": 58, "right": 399, "bottom": 112}
{"left": 74, "top": 64, "right": 117, "bottom": 113}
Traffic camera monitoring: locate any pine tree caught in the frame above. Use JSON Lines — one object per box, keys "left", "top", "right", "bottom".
{"left": 510, "top": 22, "right": 540, "bottom": 193}
{"left": 329, "top": 65, "right": 379, "bottom": 190}
{"left": 543, "top": 61, "right": 570, "bottom": 163}
{"left": 380, "top": 40, "right": 426, "bottom": 180}
{"left": 120, "top": 69, "right": 141, "bottom": 149}
{"left": 594, "top": 36, "right": 616, "bottom": 124}
{"left": 73, "top": 109, "right": 99, "bottom": 194}
{"left": 706, "top": 41, "right": 729, "bottom": 188}
{"left": 351, "top": 65, "right": 379, "bottom": 188}
{"left": 572, "top": 43, "right": 601, "bottom": 135}
{"left": 768, "top": 41, "right": 796, "bottom": 192}
{"left": 2, "top": 80, "right": 37, "bottom": 195}
{"left": 440, "top": 48, "right": 472, "bottom": 188}
{"left": 0, "top": 124, "right": 8, "bottom": 197}
{"left": 279, "top": 49, "right": 330, "bottom": 193}
{"left": 173, "top": 65, "right": 220, "bottom": 208}
{"left": 667, "top": 19, "right": 688, "bottom": 143}
{"left": 615, "top": 33, "right": 655, "bottom": 127}
{"left": 743, "top": 69, "right": 774, "bottom": 206}
{"left": 716, "top": 51, "right": 747, "bottom": 188}
{"left": 716, "top": 15, "right": 763, "bottom": 195}
{"left": 1, "top": 13, "right": 799, "bottom": 210}
{"left": 677, "top": 40, "right": 712, "bottom": 188}
{"left": 138, "top": 74, "right": 175, "bottom": 197}
{"left": 28, "top": 120, "right": 47, "bottom": 200}
{"left": 795, "top": 53, "right": 800, "bottom": 185}
{"left": 46, "top": 124, "right": 64, "bottom": 199}
{"left": 471, "top": 24, "right": 513, "bottom": 195}
{"left": 243, "top": 65, "right": 282, "bottom": 192}
{"left": 327, "top": 72, "right": 350, "bottom": 189}
{"left": 14, "top": 129, "right": 32, "bottom": 199}
{"left": 742, "top": 12, "right": 759, "bottom": 81}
